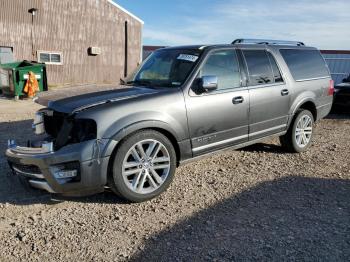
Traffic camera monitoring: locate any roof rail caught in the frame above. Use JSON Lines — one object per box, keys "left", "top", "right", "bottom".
{"left": 232, "top": 39, "right": 305, "bottom": 46}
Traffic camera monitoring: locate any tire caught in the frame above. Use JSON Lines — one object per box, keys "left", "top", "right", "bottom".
{"left": 280, "top": 110, "right": 314, "bottom": 153}
{"left": 109, "top": 130, "right": 177, "bottom": 202}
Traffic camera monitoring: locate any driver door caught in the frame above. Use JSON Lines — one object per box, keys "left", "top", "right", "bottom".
{"left": 184, "top": 49, "right": 249, "bottom": 156}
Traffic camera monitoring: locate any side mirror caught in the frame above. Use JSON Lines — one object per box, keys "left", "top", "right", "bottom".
{"left": 199, "top": 75, "right": 218, "bottom": 92}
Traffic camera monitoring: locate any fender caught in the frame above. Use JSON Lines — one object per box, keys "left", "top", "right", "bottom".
{"left": 110, "top": 120, "right": 182, "bottom": 142}
{"left": 287, "top": 94, "right": 316, "bottom": 128}
{"left": 101, "top": 120, "right": 192, "bottom": 166}
{"left": 101, "top": 120, "right": 185, "bottom": 159}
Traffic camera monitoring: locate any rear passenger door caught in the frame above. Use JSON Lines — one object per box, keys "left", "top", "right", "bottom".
{"left": 241, "top": 49, "right": 290, "bottom": 140}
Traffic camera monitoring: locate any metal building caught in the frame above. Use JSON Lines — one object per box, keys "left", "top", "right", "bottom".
{"left": 0, "top": 0, "right": 143, "bottom": 85}
{"left": 321, "top": 50, "right": 350, "bottom": 85}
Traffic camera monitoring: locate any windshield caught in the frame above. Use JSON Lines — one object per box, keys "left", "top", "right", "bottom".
{"left": 126, "top": 49, "right": 202, "bottom": 88}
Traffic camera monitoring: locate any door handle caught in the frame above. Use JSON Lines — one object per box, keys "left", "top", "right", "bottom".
{"left": 232, "top": 96, "right": 244, "bottom": 104}
{"left": 281, "top": 89, "right": 289, "bottom": 96}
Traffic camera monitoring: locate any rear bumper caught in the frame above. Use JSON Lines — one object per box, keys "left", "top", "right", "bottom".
{"left": 316, "top": 102, "right": 333, "bottom": 121}
{"left": 6, "top": 139, "right": 115, "bottom": 196}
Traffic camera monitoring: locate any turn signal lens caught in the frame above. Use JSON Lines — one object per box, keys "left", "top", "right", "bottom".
{"left": 328, "top": 80, "right": 334, "bottom": 96}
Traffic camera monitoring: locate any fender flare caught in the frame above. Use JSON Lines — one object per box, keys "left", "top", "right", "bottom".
{"left": 102, "top": 120, "right": 182, "bottom": 158}
{"left": 110, "top": 120, "right": 181, "bottom": 142}
{"left": 287, "top": 97, "right": 317, "bottom": 127}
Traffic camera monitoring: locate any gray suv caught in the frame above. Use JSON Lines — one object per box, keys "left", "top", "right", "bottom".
{"left": 6, "top": 39, "right": 334, "bottom": 202}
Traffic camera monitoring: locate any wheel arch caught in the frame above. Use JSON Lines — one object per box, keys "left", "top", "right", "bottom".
{"left": 297, "top": 101, "right": 317, "bottom": 121}
{"left": 289, "top": 98, "right": 317, "bottom": 128}
{"left": 106, "top": 123, "right": 183, "bottom": 187}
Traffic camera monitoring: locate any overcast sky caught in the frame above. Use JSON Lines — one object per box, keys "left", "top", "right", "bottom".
{"left": 115, "top": 0, "right": 350, "bottom": 50}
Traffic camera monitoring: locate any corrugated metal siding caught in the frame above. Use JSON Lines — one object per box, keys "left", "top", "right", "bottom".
{"left": 322, "top": 52, "right": 350, "bottom": 85}
{"left": 0, "top": 0, "right": 142, "bottom": 85}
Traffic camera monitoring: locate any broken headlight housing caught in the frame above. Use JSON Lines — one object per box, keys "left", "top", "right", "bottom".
{"left": 33, "top": 110, "right": 97, "bottom": 150}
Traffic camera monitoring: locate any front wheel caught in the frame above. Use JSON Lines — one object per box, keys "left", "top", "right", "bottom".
{"left": 109, "top": 130, "right": 177, "bottom": 202}
{"left": 280, "top": 110, "right": 314, "bottom": 153}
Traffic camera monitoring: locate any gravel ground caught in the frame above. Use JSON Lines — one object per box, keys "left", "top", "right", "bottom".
{"left": 0, "top": 98, "right": 349, "bottom": 262}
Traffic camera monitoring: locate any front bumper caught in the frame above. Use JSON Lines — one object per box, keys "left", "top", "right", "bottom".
{"left": 6, "top": 139, "right": 116, "bottom": 196}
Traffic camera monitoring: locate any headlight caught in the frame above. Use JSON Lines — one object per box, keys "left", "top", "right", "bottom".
{"left": 32, "top": 110, "right": 53, "bottom": 135}
{"left": 32, "top": 112, "right": 45, "bottom": 135}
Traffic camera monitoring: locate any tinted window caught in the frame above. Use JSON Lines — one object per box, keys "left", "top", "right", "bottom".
{"left": 200, "top": 50, "right": 240, "bottom": 90}
{"left": 267, "top": 52, "right": 283, "bottom": 83}
{"left": 243, "top": 50, "right": 273, "bottom": 85}
{"left": 280, "top": 49, "right": 329, "bottom": 81}
{"left": 133, "top": 49, "right": 201, "bottom": 87}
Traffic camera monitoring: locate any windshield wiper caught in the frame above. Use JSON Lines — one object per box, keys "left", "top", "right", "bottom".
{"left": 126, "top": 80, "right": 152, "bottom": 86}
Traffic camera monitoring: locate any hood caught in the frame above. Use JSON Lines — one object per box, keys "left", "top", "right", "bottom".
{"left": 35, "top": 85, "right": 159, "bottom": 114}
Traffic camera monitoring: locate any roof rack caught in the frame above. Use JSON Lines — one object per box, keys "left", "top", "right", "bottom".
{"left": 232, "top": 39, "right": 305, "bottom": 46}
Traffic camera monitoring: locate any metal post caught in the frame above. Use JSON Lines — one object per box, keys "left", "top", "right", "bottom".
{"left": 28, "top": 8, "right": 38, "bottom": 61}
{"left": 124, "top": 21, "right": 128, "bottom": 78}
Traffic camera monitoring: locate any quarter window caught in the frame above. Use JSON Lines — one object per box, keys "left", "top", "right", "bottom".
{"left": 37, "top": 51, "right": 63, "bottom": 65}
{"left": 243, "top": 50, "right": 274, "bottom": 86}
{"left": 280, "top": 49, "right": 329, "bottom": 81}
{"left": 199, "top": 50, "right": 241, "bottom": 90}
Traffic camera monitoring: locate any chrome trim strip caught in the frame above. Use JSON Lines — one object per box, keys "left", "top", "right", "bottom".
{"left": 8, "top": 145, "right": 54, "bottom": 155}
{"left": 295, "top": 76, "right": 330, "bottom": 82}
{"left": 316, "top": 102, "right": 332, "bottom": 110}
{"left": 249, "top": 124, "right": 287, "bottom": 137}
{"left": 249, "top": 116, "right": 287, "bottom": 126}
{"left": 181, "top": 131, "right": 287, "bottom": 166}
{"left": 193, "top": 134, "right": 248, "bottom": 153}
{"left": 29, "top": 180, "right": 56, "bottom": 193}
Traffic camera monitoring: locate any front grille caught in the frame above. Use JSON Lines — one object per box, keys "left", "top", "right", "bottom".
{"left": 10, "top": 163, "right": 44, "bottom": 179}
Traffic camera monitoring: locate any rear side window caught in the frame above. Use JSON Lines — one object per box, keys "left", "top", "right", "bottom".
{"left": 280, "top": 49, "right": 329, "bottom": 81}
{"left": 243, "top": 50, "right": 274, "bottom": 86}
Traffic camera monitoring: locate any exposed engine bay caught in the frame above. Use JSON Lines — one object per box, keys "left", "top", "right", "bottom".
{"left": 34, "top": 109, "right": 97, "bottom": 151}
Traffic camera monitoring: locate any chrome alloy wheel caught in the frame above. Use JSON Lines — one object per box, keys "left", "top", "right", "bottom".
{"left": 122, "top": 139, "right": 171, "bottom": 194}
{"left": 295, "top": 115, "right": 313, "bottom": 148}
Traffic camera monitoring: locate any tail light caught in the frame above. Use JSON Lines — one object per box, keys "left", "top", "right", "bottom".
{"left": 328, "top": 80, "right": 334, "bottom": 96}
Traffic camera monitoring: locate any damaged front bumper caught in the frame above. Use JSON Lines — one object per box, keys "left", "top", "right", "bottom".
{"left": 6, "top": 138, "right": 117, "bottom": 197}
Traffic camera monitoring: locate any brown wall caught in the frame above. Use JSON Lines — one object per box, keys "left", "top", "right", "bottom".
{"left": 0, "top": 0, "right": 143, "bottom": 85}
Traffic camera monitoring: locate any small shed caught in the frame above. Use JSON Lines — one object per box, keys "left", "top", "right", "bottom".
{"left": 0, "top": 0, "right": 144, "bottom": 86}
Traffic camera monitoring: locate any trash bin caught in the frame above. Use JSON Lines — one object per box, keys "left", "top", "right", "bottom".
{"left": 0, "top": 60, "right": 48, "bottom": 99}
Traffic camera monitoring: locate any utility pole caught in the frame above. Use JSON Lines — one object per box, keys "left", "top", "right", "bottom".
{"left": 28, "top": 8, "right": 38, "bottom": 61}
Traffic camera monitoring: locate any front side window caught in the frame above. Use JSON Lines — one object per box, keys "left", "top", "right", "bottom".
{"left": 199, "top": 49, "right": 241, "bottom": 90}
{"left": 243, "top": 50, "right": 274, "bottom": 86}
{"left": 130, "top": 49, "right": 202, "bottom": 87}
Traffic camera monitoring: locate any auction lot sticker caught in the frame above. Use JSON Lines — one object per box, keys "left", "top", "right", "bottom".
{"left": 177, "top": 54, "right": 199, "bottom": 62}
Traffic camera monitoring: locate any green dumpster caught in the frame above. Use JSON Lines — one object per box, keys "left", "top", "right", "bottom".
{"left": 0, "top": 60, "right": 48, "bottom": 99}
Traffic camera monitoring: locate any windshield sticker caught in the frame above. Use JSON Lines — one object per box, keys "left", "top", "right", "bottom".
{"left": 177, "top": 54, "right": 198, "bottom": 62}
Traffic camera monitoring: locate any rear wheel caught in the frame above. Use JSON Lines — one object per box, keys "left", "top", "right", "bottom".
{"left": 280, "top": 110, "right": 314, "bottom": 153}
{"left": 109, "top": 130, "right": 176, "bottom": 202}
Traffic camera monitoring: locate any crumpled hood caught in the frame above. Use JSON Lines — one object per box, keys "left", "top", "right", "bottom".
{"left": 35, "top": 85, "right": 159, "bottom": 114}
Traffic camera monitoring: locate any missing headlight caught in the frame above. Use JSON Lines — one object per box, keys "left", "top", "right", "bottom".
{"left": 54, "top": 118, "right": 97, "bottom": 150}
{"left": 71, "top": 119, "right": 97, "bottom": 143}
